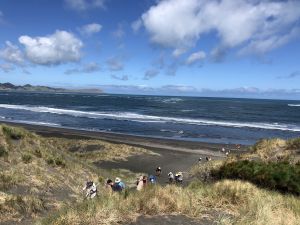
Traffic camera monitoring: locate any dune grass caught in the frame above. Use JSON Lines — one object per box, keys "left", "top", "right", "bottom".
{"left": 39, "top": 180, "right": 300, "bottom": 225}
{"left": 1, "top": 124, "right": 300, "bottom": 225}
{"left": 0, "top": 124, "right": 156, "bottom": 224}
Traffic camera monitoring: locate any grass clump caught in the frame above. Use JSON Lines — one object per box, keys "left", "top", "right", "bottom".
{"left": 46, "top": 156, "right": 66, "bottom": 167}
{"left": 21, "top": 153, "right": 33, "bottom": 164}
{"left": 0, "top": 145, "right": 8, "bottom": 157}
{"left": 286, "top": 138, "right": 300, "bottom": 150}
{"left": 3, "top": 195, "right": 46, "bottom": 215}
{"left": 0, "top": 173, "right": 18, "bottom": 191}
{"left": 1, "top": 125, "right": 27, "bottom": 140}
{"left": 33, "top": 149, "right": 43, "bottom": 158}
{"left": 212, "top": 160, "right": 300, "bottom": 195}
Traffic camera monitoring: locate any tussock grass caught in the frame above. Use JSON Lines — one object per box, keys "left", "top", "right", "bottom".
{"left": 22, "top": 153, "right": 33, "bottom": 163}
{"left": 250, "top": 138, "right": 290, "bottom": 161}
{"left": 1, "top": 124, "right": 33, "bottom": 140}
{"left": 39, "top": 180, "right": 300, "bottom": 225}
{"left": 0, "top": 172, "right": 19, "bottom": 191}
{"left": 0, "top": 124, "right": 157, "bottom": 224}
{"left": 0, "top": 145, "right": 8, "bottom": 157}
{"left": 287, "top": 138, "right": 300, "bottom": 150}
{"left": 50, "top": 137, "right": 159, "bottom": 163}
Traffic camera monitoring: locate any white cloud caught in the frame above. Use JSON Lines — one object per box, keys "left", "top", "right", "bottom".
{"left": 65, "top": 62, "right": 101, "bottom": 74}
{"left": 0, "top": 41, "right": 24, "bottom": 65}
{"left": 112, "top": 24, "right": 125, "bottom": 39}
{"left": 111, "top": 74, "right": 129, "bottom": 81}
{"left": 144, "top": 69, "right": 159, "bottom": 80}
{"left": 79, "top": 23, "right": 102, "bottom": 36}
{"left": 106, "top": 56, "right": 124, "bottom": 71}
{"left": 65, "top": 0, "right": 105, "bottom": 11}
{"left": 172, "top": 48, "right": 187, "bottom": 57}
{"left": 19, "top": 30, "right": 83, "bottom": 65}
{"left": 140, "top": 0, "right": 300, "bottom": 54}
{"left": 186, "top": 50, "right": 206, "bottom": 65}
{"left": 239, "top": 27, "right": 300, "bottom": 55}
{"left": 0, "top": 10, "right": 4, "bottom": 24}
{"left": 131, "top": 19, "right": 142, "bottom": 33}
{"left": 0, "top": 63, "right": 14, "bottom": 73}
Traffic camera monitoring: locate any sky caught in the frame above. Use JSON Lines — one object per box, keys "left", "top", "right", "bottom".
{"left": 0, "top": 0, "right": 300, "bottom": 99}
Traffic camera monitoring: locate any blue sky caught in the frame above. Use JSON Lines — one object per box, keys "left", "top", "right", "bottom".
{"left": 0, "top": 0, "right": 300, "bottom": 99}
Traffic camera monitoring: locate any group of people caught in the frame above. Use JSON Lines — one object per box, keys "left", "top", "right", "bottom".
{"left": 83, "top": 177, "right": 126, "bottom": 199}
{"left": 167, "top": 171, "right": 183, "bottom": 184}
{"left": 83, "top": 166, "right": 184, "bottom": 198}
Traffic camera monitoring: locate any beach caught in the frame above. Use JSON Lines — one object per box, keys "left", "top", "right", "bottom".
{"left": 2, "top": 121, "right": 247, "bottom": 181}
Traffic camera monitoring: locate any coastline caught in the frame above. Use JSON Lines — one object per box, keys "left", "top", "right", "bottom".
{"left": 1, "top": 121, "right": 248, "bottom": 156}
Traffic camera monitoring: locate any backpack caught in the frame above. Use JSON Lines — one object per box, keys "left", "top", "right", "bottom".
{"left": 113, "top": 182, "right": 123, "bottom": 192}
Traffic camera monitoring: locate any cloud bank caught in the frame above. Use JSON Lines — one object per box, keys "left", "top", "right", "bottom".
{"left": 140, "top": 0, "right": 300, "bottom": 55}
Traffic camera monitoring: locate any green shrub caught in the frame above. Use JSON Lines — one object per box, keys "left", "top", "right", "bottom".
{"left": 2, "top": 125, "right": 25, "bottom": 140}
{"left": 212, "top": 160, "right": 300, "bottom": 195}
{"left": 0, "top": 145, "right": 8, "bottom": 157}
{"left": 21, "top": 154, "right": 32, "bottom": 164}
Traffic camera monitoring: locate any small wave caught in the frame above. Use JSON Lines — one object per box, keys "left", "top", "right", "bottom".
{"left": 0, "top": 118, "right": 60, "bottom": 127}
{"left": 288, "top": 104, "right": 300, "bottom": 107}
{"left": 161, "top": 98, "right": 183, "bottom": 104}
{"left": 0, "top": 104, "right": 300, "bottom": 132}
{"left": 181, "top": 109, "right": 194, "bottom": 112}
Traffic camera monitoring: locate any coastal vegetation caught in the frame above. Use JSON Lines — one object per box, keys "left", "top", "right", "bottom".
{"left": 0, "top": 82, "right": 103, "bottom": 93}
{"left": 0, "top": 124, "right": 299, "bottom": 224}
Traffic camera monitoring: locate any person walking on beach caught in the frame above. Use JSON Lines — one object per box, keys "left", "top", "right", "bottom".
{"left": 143, "top": 175, "right": 148, "bottom": 186}
{"left": 156, "top": 166, "right": 162, "bottom": 176}
{"left": 175, "top": 172, "right": 183, "bottom": 184}
{"left": 105, "top": 179, "right": 114, "bottom": 193}
{"left": 113, "top": 177, "right": 125, "bottom": 192}
{"left": 136, "top": 176, "right": 144, "bottom": 191}
{"left": 168, "top": 172, "right": 175, "bottom": 184}
{"left": 149, "top": 175, "right": 156, "bottom": 184}
{"left": 83, "top": 181, "right": 97, "bottom": 199}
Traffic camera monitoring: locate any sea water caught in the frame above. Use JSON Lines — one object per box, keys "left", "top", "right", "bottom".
{"left": 0, "top": 92, "right": 299, "bottom": 145}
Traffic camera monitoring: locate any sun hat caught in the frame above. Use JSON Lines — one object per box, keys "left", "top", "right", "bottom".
{"left": 115, "top": 177, "right": 121, "bottom": 183}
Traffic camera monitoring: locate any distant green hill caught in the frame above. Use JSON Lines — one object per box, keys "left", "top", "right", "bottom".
{"left": 0, "top": 82, "right": 102, "bottom": 93}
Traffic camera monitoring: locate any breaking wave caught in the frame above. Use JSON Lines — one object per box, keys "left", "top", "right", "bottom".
{"left": 0, "top": 104, "right": 300, "bottom": 132}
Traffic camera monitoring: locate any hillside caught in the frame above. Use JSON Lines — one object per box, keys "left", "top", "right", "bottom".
{"left": 0, "top": 124, "right": 299, "bottom": 225}
{"left": 0, "top": 83, "right": 102, "bottom": 93}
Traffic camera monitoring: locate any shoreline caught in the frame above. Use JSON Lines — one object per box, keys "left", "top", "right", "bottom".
{"left": 0, "top": 121, "right": 248, "bottom": 156}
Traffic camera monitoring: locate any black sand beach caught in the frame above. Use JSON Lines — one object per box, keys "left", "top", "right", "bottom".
{"left": 1, "top": 122, "right": 248, "bottom": 182}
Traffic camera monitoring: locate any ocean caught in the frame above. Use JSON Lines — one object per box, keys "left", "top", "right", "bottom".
{"left": 0, "top": 91, "right": 299, "bottom": 145}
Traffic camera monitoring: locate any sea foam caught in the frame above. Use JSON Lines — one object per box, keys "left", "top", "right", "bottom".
{"left": 0, "top": 104, "right": 300, "bottom": 132}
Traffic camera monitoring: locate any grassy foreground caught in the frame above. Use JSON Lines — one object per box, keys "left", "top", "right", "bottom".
{"left": 40, "top": 180, "right": 300, "bottom": 225}
{"left": 0, "top": 124, "right": 154, "bottom": 224}
{"left": 0, "top": 124, "right": 300, "bottom": 225}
